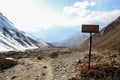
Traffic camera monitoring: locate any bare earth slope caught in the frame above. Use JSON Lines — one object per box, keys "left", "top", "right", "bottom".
{"left": 80, "top": 16, "right": 120, "bottom": 51}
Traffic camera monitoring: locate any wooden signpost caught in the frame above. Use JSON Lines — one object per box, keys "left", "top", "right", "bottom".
{"left": 82, "top": 24, "right": 99, "bottom": 70}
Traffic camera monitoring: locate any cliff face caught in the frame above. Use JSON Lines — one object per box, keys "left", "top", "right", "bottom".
{"left": 80, "top": 16, "right": 120, "bottom": 51}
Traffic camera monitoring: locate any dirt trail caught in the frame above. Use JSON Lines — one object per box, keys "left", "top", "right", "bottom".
{"left": 24, "top": 58, "right": 54, "bottom": 80}
{"left": 0, "top": 58, "right": 53, "bottom": 80}
{"left": 45, "top": 59, "right": 53, "bottom": 80}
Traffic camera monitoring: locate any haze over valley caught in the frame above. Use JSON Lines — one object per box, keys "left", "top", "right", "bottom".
{"left": 0, "top": 0, "right": 120, "bottom": 80}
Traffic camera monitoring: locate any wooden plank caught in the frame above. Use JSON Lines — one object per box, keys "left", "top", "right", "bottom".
{"left": 82, "top": 24, "right": 99, "bottom": 33}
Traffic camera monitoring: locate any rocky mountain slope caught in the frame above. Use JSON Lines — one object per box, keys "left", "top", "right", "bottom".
{"left": 0, "top": 12, "right": 50, "bottom": 51}
{"left": 80, "top": 16, "right": 120, "bottom": 51}
{"left": 53, "top": 33, "right": 88, "bottom": 48}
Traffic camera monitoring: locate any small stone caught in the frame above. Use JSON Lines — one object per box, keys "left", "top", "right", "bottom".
{"left": 43, "top": 66, "right": 47, "bottom": 69}
{"left": 11, "top": 75, "right": 18, "bottom": 79}
{"left": 42, "top": 73, "right": 46, "bottom": 76}
{"left": 77, "top": 60, "right": 82, "bottom": 64}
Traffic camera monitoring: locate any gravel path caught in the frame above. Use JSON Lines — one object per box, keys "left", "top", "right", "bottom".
{"left": 51, "top": 52, "right": 87, "bottom": 80}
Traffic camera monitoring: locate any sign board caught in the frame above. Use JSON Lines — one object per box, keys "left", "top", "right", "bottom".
{"left": 82, "top": 24, "right": 99, "bottom": 33}
{"left": 81, "top": 24, "right": 99, "bottom": 70}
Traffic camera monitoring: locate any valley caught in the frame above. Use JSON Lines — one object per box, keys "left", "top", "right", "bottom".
{"left": 0, "top": 47, "right": 120, "bottom": 80}
{"left": 0, "top": 47, "right": 87, "bottom": 80}
{"left": 0, "top": 3, "right": 120, "bottom": 80}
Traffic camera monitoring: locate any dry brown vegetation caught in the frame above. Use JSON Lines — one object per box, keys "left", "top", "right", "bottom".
{"left": 74, "top": 63, "right": 120, "bottom": 80}
{"left": 69, "top": 50, "right": 120, "bottom": 80}
{"left": 0, "top": 48, "right": 72, "bottom": 59}
{"left": 0, "top": 58, "right": 18, "bottom": 70}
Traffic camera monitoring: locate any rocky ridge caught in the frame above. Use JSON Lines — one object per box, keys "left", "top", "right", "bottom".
{"left": 80, "top": 16, "right": 120, "bottom": 51}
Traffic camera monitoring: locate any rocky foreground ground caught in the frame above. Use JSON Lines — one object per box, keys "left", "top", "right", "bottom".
{"left": 0, "top": 48, "right": 120, "bottom": 80}
{"left": 0, "top": 48, "right": 87, "bottom": 80}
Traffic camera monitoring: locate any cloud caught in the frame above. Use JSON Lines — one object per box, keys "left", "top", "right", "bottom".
{"left": 83, "top": 10, "right": 120, "bottom": 24}
{"left": 63, "top": 1, "right": 96, "bottom": 16}
{"left": 0, "top": 0, "right": 120, "bottom": 33}
{"left": 0, "top": 0, "right": 62, "bottom": 32}
{"left": 63, "top": 1, "right": 120, "bottom": 27}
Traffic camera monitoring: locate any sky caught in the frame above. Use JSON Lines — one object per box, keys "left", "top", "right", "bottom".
{"left": 0, "top": 0, "right": 120, "bottom": 42}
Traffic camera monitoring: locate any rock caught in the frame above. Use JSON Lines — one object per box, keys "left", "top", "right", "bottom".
{"left": 11, "top": 75, "right": 18, "bottom": 79}
{"left": 49, "top": 52, "right": 58, "bottom": 58}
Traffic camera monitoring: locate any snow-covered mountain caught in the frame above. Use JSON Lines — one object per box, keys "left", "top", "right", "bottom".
{"left": 53, "top": 32, "right": 88, "bottom": 48}
{"left": 0, "top": 12, "right": 50, "bottom": 51}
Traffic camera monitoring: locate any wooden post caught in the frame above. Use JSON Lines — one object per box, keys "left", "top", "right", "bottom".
{"left": 88, "top": 32, "right": 92, "bottom": 70}
{"left": 82, "top": 24, "right": 99, "bottom": 70}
